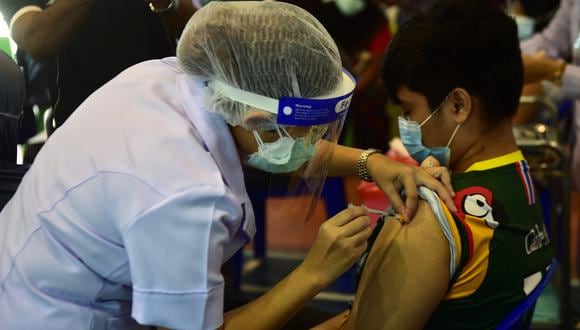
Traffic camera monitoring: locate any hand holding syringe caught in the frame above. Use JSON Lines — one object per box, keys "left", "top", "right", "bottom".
{"left": 348, "top": 203, "right": 405, "bottom": 223}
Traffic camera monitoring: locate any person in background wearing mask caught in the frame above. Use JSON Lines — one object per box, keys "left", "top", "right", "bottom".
{"left": 0, "top": 0, "right": 194, "bottom": 131}
{"left": 0, "top": 50, "right": 25, "bottom": 169}
{"left": 520, "top": 0, "right": 580, "bottom": 192}
{"left": 519, "top": 1, "right": 580, "bottom": 305}
{"left": 0, "top": 2, "right": 455, "bottom": 329}
{"left": 314, "top": 1, "right": 553, "bottom": 329}
{"left": 0, "top": 51, "right": 29, "bottom": 207}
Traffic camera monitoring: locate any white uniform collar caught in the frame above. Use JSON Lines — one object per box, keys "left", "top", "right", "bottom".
{"left": 177, "top": 67, "right": 256, "bottom": 240}
{"left": 178, "top": 75, "right": 248, "bottom": 199}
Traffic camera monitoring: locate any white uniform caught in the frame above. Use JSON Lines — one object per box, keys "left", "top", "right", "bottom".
{"left": 0, "top": 57, "right": 256, "bottom": 329}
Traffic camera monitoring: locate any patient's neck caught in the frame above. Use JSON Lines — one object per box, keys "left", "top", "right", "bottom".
{"left": 451, "top": 120, "right": 518, "bottom": 173}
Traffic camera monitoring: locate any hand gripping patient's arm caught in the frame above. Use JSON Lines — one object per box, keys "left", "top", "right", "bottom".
{"left": 343, "top": 187, "right": 458, "bottom": 330}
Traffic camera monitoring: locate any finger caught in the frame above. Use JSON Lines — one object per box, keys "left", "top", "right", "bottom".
{"left": 345, "top": 225, "right": 373, "bottom": 246}
{"left": 420, "top": 156, "right": 440, "bottom": 168}
{"left": 327, "top": 206, "right": 367, "bottom": 227}
{"left": 340, "top": 215, "right": 371, "bottom": 237}
{"left": 401, "top": 173, "right": 419, "bottom": 220}
{"left": 438, "top": 168, "right": 454, "bottom": 198}
{"left": 425, "top": 167, "right": 455, "bottom": 197}
{"left": 353, "top": 241, "right": 369, "bottom": 259}
{"left": 418, "top": 170, "right": 457, "bottom": 212}
{"left": 381, "top": 183, "right": 407, "bottom": 218}
{"left": 431, "top": 184, "right": 457, "bottom": 212}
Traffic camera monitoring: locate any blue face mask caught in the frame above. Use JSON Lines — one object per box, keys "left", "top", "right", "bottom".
{"left": 335, "top": 0, "right": 366, "bottom": 16}
{"left": 398, "top": 98, "right": 461, "bottom": 166}
{"left": 515, "top": 15, "right": 535, "bottom": 41}
{"left": 246, "top": 127, "right": 316, "bottom": 174}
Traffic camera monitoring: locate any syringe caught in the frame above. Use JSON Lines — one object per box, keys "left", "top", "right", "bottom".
{"left": 348, "top": 203, "right": 405, "bottom": 223}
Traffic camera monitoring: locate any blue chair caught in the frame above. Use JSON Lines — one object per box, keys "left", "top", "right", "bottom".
{"left": 496, "top": 258, "right": 558, "bottom": 330}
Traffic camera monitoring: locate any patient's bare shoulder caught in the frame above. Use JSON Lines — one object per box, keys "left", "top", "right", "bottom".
{"left": 344, "top": 200, "right": 451, "bottom": 330}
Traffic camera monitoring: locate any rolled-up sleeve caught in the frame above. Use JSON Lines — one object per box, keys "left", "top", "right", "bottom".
{"left": 123, "top": 185, "right": 243, "bottom": 329}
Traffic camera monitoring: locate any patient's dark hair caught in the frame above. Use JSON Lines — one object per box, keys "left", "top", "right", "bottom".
{"left": 382, "top": 0, "right": 523, "bottom": 122}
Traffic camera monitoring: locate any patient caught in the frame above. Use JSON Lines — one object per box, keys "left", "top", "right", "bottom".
{"left": 315, "top": 0, "right": 553, "bottom": 329}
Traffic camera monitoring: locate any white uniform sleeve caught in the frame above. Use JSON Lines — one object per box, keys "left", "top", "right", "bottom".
{"left": 123, "top": 185, "right": 243, "bottom": 330}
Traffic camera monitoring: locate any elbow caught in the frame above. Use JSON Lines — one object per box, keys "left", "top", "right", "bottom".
{"left": 17, "top": 37, "right": 57, "bottom": 60}
{"left": 12, "top": 20, "right": 58, "bottom": 60}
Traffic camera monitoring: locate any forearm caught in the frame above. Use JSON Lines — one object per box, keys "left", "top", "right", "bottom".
{"left": 222, "top": 205, "right": 372, "bottom": 329}
{"left": 12, "top": 0, "right": 96, "bottom": 59}
{"left": 522, "top": 56, "right": 565, "bottom": 84}
{"left": 327, "top": 144, "right": 366, "bottom": 177}
{"left": 222, "top": 266, "right": 324, "bottom": 329}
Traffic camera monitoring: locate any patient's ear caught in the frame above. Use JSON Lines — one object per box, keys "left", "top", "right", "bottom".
{"left": 242, "top": 109, "right": 277, "bottom": 130}
{"left": 449, "top": 88, "right": 472, "bottom": 124}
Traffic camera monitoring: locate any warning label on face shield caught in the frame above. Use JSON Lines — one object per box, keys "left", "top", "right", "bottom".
{"left": 277, "top": 93, "right": 353, "bottom": 126}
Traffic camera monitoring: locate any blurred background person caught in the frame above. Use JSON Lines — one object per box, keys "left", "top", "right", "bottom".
{"left": 518, "top": 2, "right": 580, "bottom": 324}
{"left": 519, "top": 0, "right": 579, "bottom": 191}
{"left": 0, "top": 49, "right": 28, "bottom": 207}
{"left": 0, "top": 0, "right": 194, "bottom": 134}
{"left": 0, "top": 50, "right": 24, "bottom": 168}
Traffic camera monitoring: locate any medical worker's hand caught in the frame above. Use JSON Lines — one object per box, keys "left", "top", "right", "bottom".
{"left": 522, "top": 52, "right": 565, "bottom": 85}
{"left": 420, "top": 156, "right": 453, "bottom": 196}
{"left": 367, "top": 154, "right": 456, "bottom": 221}
{"left": 299, "top": 206, "right": 372, "bottom": 288}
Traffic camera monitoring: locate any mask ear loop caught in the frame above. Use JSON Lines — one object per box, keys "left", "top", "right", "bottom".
{"left": 418, "top": 108, "right": 439, "bottom": 128}
{"left": 253, "top": 125, "right": 289, "bottom": 156}
{"left": 279, "top": 126, "right": 293, "bottom": 140}
{"left": 419, "top": 93, "right": 452, "bottom": 128}
{"left": 446, "top": 124, "right": 461, "bottom": 148}
{"left": 252, "top": 130, "right": 266, "bottom": 155}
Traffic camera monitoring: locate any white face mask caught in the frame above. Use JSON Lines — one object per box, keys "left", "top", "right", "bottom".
{"left": 246, "top": 126, "right": 315, "bottom": 173}
{"left": 335, "top": 0, "right": 366, "bottom": 16}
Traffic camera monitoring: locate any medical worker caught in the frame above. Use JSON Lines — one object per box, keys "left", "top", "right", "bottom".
{"left": 0, "top": 2, "right": 455, "bottom": 329}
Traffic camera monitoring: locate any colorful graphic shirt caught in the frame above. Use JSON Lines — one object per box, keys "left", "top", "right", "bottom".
{"left": 358, "top": 151, "right": 554, "bottom": 329}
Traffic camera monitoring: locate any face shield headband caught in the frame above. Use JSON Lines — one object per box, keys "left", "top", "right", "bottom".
{"left": 208, "top": 69, "right": 356, "bottom": 221}
{"left": 207, "top": 69, "right": 356, "bottom": 127}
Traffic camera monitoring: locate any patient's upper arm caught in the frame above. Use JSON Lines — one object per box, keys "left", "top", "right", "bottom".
{"left": 344, "top": 200, "right": 450, "bottom": 330}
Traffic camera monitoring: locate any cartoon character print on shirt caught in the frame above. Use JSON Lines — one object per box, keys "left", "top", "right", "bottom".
{"left": 456, "top": 186, "right": 503, "bottom": 229}
{"left": 445, "top": 186, "right": 507, "bottom": 299}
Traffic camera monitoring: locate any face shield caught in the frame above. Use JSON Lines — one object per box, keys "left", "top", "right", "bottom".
{"left": 208, "top": 69, "right": 356, "bottom": 221}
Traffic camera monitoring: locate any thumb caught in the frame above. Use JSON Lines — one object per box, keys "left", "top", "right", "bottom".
{"left": 420, "top": 156, "right": 441, "bottom": 168}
